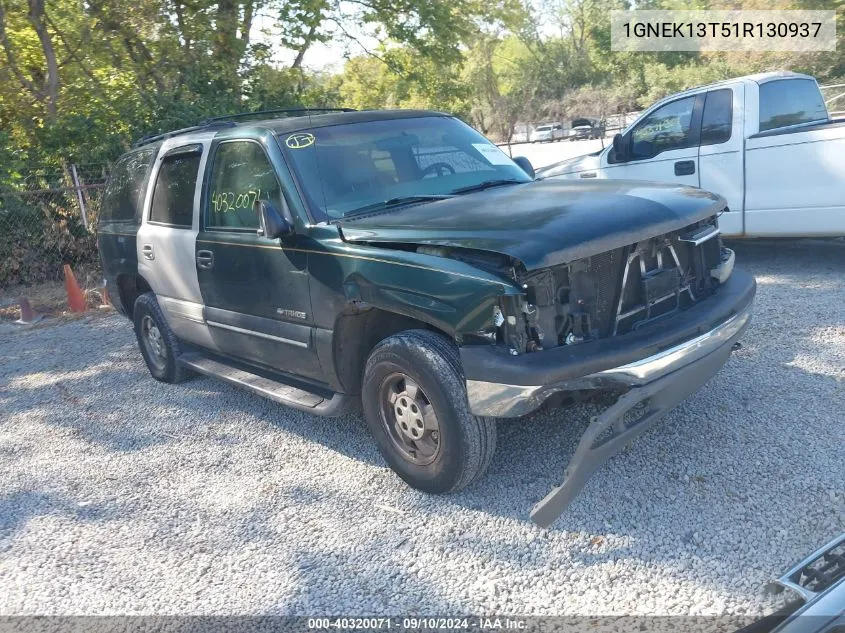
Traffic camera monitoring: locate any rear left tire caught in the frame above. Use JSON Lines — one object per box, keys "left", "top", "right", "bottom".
{"left": 133, "top": 292, "right": 188, "bottom": 384}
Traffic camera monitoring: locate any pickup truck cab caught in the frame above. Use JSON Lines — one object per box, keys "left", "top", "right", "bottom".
{"left": 538, "top": 72, "right": 845, "bottom": 238}
{"left": 98, "top": 108, "right": 755, "bottom": 526}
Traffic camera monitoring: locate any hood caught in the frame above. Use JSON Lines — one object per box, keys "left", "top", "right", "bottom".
{"left": 536, "top": 150, "right": 602, "bottom": 178}
{"left": 338, "top": 179, "right": 725, "bottom": 271}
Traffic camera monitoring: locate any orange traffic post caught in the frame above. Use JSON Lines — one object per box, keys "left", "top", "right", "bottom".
{"left": 63, "top": 264, "right": 87, "bottom": 313}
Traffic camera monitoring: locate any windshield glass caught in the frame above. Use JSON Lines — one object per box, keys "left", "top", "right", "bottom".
{"left": 279, "top": 116, "right": 531, "bottom": 220}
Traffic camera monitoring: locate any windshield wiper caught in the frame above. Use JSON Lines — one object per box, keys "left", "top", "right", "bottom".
{"left": 342, "top": 194, "right": 454, "bottom": 218}
{"left": 449, "top": 179, "right": 523, "bottom": 195}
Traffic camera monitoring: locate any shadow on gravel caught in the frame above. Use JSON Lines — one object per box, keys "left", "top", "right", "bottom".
{"left": 0, "top": 490, "right": 115, "bottom": 541}
{"left": 0, "top": 241, "right": 842, "bottom": 607}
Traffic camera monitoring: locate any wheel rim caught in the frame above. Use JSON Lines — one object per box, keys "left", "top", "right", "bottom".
{"left": 379, "top": 373, "right": 441, "bottom": 466}
{"left": 141, "top": 315, "right": 167, "bottom": 370}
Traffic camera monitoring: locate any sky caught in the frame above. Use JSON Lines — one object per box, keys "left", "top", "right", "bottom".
{"left": 251, "top": 9, "right": 378, "bottom": 73}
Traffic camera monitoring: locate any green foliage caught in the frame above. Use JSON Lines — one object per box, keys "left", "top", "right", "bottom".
{"left": 1, "top": 0, "right": 844, "bottom": 170}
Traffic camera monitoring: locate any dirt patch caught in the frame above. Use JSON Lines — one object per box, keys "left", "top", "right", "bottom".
{"left": 0, "top": 262, "right": 106, "bottom": 321}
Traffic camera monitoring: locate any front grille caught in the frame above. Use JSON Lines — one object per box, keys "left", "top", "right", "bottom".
{"left": 777, "top": 533, "right": 845, "bottom": 604}
{"left": 585, "top": 248, "right": 624, "bottom": 337}
{"left": 787, "top": 536, "right": 845, "bottom": 596}
{"left": 521, "top": 218, "right": 723, "bottom": 349}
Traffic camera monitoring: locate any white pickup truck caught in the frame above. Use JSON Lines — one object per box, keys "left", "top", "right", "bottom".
{"left": 537, "top": 72, "right": 845, "bottom": 237}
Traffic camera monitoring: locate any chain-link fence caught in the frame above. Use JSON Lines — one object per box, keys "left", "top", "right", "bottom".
{"left": 0, "top": 164, "right": 108, "bottom": 289}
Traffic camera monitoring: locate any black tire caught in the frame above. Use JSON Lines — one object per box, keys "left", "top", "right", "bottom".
{"left": 133, "top": 292, "right": 187, "bottom": 384}
{"left": 362, "top": 329, "right": 497, "bottom": 494}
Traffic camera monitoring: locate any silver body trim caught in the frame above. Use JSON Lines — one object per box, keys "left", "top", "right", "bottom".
{"left": 466, "top": 305, "right": 752, "bottom": 417}
{"left": 206, "top": 320, "right": 309, "bottom": 348}
{"left": 158, "top": 296, "right": 205, "bottom": 324}
{"left": 679, "top": 225, "right": 721, "bottom": 245}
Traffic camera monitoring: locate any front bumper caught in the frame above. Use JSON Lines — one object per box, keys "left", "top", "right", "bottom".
{"left": 460, "top": 269, "right": 755, "bottom": 527}
{"left": 463, "top": 268, "right": 756, "bottom": 418}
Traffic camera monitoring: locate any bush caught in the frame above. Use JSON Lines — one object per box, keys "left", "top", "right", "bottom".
{"left": 0, "top": 191, "right": 99, "bottom": 288}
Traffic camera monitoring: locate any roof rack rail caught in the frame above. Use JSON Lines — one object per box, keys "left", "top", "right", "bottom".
{"left": 132, "top": 107, "right": 356, "bottom": 148}
{"left": 202, "top": 107, "right": 356, "bottom": 124}
{"left": 132, "top": 120, "right": 236, "bottom": 148}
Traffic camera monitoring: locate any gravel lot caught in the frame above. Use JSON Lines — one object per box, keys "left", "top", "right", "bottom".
{"left": 1, "top": 240, "right": 843, "bottom": 616}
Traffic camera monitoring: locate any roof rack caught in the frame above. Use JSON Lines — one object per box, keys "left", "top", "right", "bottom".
{"left": 203, "top": 107, "right": 357, "bottom": 124}
{"left": 132, "top": 121, "right": 236, "bottom": 148}
{"left": 132, "top": 107, "right": 357, "bottom": 148}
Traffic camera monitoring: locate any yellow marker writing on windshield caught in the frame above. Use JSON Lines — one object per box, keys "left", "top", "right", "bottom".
{"left": 286, "top": 133, "right": 315, "bottom": 149}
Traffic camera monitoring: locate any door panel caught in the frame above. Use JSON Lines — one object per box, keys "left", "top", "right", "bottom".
{"left": 698, "top": 87, "right": 744, "bottom": 237}
{"left": 137, "top": 141, "right": 217, "bottom": 348}
{"left": 196, "top": 138, "right": 322, "bottom": 380}
{"left": 602, "top": 94, "right": 702, "bottom": 188}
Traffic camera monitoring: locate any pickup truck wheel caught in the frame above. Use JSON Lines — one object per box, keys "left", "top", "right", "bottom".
{"left": 133, "top": 292, "right": 187, "bottom": 384}
{"left": 362, "top": 329, "right": 497, "bottom": 494}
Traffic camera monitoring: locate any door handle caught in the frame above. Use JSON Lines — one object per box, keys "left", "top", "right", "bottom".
{"left": 674, "top": 160, "right": 696, "bottom": 176}
{"left": 196, "top": 250, "right": 214, "bottom": 269}
{"left": 142, "top": 244, "right": 154, "bottom": 261}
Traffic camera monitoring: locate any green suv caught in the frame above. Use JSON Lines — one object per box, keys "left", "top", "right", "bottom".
{"left": 98, "top": 108, "right": 755, "bottom": 527}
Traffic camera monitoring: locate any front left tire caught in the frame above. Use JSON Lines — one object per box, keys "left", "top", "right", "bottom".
{"left": 361, "top": 329, "right": 497, "bottom": 494}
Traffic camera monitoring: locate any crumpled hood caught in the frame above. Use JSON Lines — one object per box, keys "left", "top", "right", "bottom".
{"left": 339, "top": 179, "right": 725, "bottom": 271}
{"left": 535, "top": 150, "right": 602, "bottom": 179}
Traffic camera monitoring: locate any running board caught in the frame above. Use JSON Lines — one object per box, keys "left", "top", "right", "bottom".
{"left": 178, "top": 353, "right": 357, "bottom": 417}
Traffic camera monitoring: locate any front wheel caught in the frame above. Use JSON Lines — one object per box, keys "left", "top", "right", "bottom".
{"left": 362, "top": 329, "right": 497, "bottom": 494}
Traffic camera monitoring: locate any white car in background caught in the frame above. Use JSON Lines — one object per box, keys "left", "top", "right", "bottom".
{"left": 530, "top": 123, "right": 565, "bottom": 143}
{"left": 539, "top": 72, "right": 845, "bottom": 238}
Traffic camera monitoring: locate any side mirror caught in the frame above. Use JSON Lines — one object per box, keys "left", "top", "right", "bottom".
{"left": 256, "top": 200, "right": 294, "bottom": 240}
{"left": 612, "top": 133, "right": 627, "bottom": 162}
{"left": 513, "top": 156, "right": 535, "bottom": 179}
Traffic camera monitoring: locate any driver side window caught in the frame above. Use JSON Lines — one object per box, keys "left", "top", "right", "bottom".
{"left": 206, "top": 141, "right": 283, "bottom": 231}
{"left": 630, "top": 96, "right": 697, "bottom": 161}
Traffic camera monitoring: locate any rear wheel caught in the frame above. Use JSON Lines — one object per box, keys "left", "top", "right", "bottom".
{"left": 133, "top": 292, "right": 187, "bottom": 383}
{"left": 362, "top": 329, "right": 497, "bottom": 494}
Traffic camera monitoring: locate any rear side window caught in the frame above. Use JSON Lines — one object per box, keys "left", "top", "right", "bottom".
{"left": 99, "top": 147, "right": 156, "bottom": 224}
{"left": 700, "top": 89, "right": 732, "bottom": 146}
{"left": 150, "top": 149, "right": 201, "bottom": 227}
{"left": 759, "top": 79, "right": 828, "bottom": 132}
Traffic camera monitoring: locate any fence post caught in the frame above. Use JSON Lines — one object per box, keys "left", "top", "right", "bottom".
{"left": 70, "top": 164, "right": 88, "bottom": 230}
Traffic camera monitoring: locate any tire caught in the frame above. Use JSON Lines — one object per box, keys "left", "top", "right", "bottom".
{"left": 362, "top": 329, "right": 497, "bottom": 494}
{"left": 133, "top": 292, "right": 187, "bottom": 384}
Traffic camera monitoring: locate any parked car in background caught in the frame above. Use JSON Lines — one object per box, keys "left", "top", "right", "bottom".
{"left": 569, "top": 118, "right": 604, "bottom": 140}
{"left": 743, "top": 533, "right": 844, "bottom": 633}
{"left": 539, "top": 72, "right": 845, "bottom": 238}
{"left": 530, "top": 122, "right": 565, "bottom": 142}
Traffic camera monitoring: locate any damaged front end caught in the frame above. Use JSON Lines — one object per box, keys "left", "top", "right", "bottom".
{"left": 458, "top": 216, "right": 753, "bottom": 527}
{"left": 498, "top": 217, "right": 733, "bottom": 355}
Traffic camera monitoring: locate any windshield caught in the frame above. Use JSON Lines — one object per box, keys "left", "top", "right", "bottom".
{"left": 536, "top": 125, "right": 552, "bottom": 131}
{"left": 279, "top": 116, "right": 531, "bottom": 220}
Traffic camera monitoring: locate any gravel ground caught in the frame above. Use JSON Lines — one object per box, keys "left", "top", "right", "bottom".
{"left": 0, "top": 240, "right": 843, "bottom": 616}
